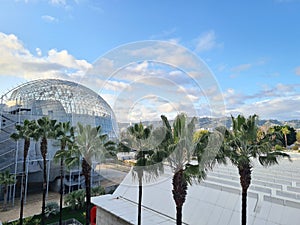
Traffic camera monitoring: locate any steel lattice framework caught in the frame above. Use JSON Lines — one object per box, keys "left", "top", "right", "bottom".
{"left": 0, "top": 79, "right": 119, "bottom": 137}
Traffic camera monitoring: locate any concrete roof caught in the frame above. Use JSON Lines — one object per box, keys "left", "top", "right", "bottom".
{"left": 92, "top": 152, "right": 300, "bottom": 225}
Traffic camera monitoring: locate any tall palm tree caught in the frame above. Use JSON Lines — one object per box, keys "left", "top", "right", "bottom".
{"left": 160, "top": 114, "right": 222, "bottom": 225}
{"left": 66, "top": 123, "right": 113, "bottom": 225}
{"left": 127, "top": 122, "right": 156, "bottom": 225}
{"left": 34, "top": 117, "right": 58, "bottom": 225}
{"left": 0, "top": 170, "right": 15, "bottom": 211}
{"left": 53, "top": 121, "right": 75, "bottom": 225}
{"left": 223, "top": 114, "right": 290, "bottom": 225}
{"left": 11, "top": 119, "right": 37, "bottom": 225}
{"left": 281, "top": 126, "right": 290, "bottom": 148}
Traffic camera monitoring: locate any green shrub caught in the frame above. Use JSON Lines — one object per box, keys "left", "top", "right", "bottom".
{"left": 45, "top": 201, "right": 59, "bottom": 218}
{"left": 91, "top": 186, "right": 105, "bottom": 196}
{"left": 275, "top": 144, "right": 283, "bottom": 151}
{"left": 292, "top": 145, "right": 299, "bottom": 150}
{"left": 64, "top": 189, "right": 86, "bottom": 210}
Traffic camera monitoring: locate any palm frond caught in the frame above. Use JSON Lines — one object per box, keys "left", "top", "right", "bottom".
{"left": 259, "top": 151, "right": 291, "bottom": 167}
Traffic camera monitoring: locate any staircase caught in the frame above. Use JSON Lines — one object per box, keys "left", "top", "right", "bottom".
{"left": 0, "top": 113, "right": 18, "bottom": 173}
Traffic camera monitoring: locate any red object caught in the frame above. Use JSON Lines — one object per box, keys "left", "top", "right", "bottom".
{"left": 90, "top": 206, "right": 97, "bottom": 225}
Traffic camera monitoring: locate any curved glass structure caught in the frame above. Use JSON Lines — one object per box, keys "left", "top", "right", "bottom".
{"left": 0, "top": 79, "right": 119, "bottom": 204}
{"left": 0, "top": 79, "right": 118, "bottom": 137}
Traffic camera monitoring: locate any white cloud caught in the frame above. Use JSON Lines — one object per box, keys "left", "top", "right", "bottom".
{"left": 0, "top": 32, "right": 92, "bottom": 81}
{"left": 35, "top": 48, "right": 42, "bottom": 56}
{"left": 42, "top": 15, "right": 58, "bottom": 23}
{"left": 195, "top": 30, "right": 221, "bottom": 52}
{"left": 227, "top": 96, "right": 300, "bottom": 120}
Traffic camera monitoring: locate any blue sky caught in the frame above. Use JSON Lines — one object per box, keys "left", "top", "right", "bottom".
{"left": 0, "top": 0, "right": 300, "bottom": 122}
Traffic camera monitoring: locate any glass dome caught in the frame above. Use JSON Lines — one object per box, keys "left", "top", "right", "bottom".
{"left": 0, "top": 79, "right": 119, "bottom": 138}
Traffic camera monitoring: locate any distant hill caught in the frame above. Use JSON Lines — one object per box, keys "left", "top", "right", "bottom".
{"left": 118, "top": 117, "right": 300, "bottom": 131}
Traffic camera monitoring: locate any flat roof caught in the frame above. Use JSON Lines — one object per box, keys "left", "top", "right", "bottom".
{"left": 92, "top": 152, "right": 300, "bottom": 225}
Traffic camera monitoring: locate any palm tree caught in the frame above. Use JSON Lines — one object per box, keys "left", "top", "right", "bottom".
{"left": 281, "top": 126, "right": 290, "bottom": 148}
{"left": 0, "top": 170, "right": 15, "bottom": 211}
{"left": 34, "top": 117, "right": 58, "bottom": 225}
{"left": 53, "top": 121, "right": 75, "bottom": 225}
{"left": 66, "top": 123, "right": 113, "bottom": 225}
{"left": 127, "top": 122, "right": 155, "bottom": 225}
{"left": 223, "top": 114, "right": 290, "bottom": 225}
{"left": 11, "top": 119, "right": 37, "bottom": 224}
{"left": 160, "top": 114, "right": 221, "bottom": 225}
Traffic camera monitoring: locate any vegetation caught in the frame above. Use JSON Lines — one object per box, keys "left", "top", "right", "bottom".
{"left": 272, "top": 125, "right": 296, "bottom": 147}
{"left": 11, "top": 119, "right": 37, "bottom": 224}
{"left": 31, "top": 117, "right": 59, "bottom": 225}
{"left": 127, "top": 122, "right": 166, "bottom": 225}
{"left": 64, "top": 123, "right": 115, "bottom": 225}
{"left": 0, "top": 170, "right": 15, "bottom": 211}
{"left": 64, "top": 189, "right": 86, "bottom": 210}
{"left": 3, "top": 206, "right": 85, "bottom": 225}
{"left": 296, "top": 131, "right": 300, "bottom": 143}
{"left": 53, "top": 121, "right": 75, "bottom": 225}
{"left": 45, "top": 202, "right": 59, "bottom": 218}
{"left": 222, "top": 114, "right": 291, "bottom": 225}
{"left": 159, "top": 114, "right": 224, "bottom": 225}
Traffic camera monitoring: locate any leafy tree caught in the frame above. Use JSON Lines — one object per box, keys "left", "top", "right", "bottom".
{"left": 272, "top": 125, "right": 296, "bottom": 147}
{"left": 0, "top": 170, "right": 15, "bottom": 211}
{"left": 53, "top": 121, "right": 75, "bottom": 225}
{"left": 11, "top": 119, "right": 37, "bottom": 224}
{"left": 296, "top": 131, "right": 300, "bottom": 143}
{"left": 223, "top": 114, "right": 291, "bottom": 225}
{"left": 34, "top": 117, "right": 59, "bottom": 225}
{"left": 281, "top": 126, "right": 290, "bottom": 148}
{"left": 160, "top": 114, "right": 223, "bottom": 225}
{"left": 193, "top": 129, "right": 209, "bottom": 143}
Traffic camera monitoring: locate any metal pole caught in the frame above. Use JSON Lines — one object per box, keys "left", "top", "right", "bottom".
{"left": 46, "top": 159, "right": 51, "bottom": 199}
{"left": 12, "top": 140, "right": 19, "bottom": 207}
{"left": 68, "top": 170, "right": 71, "bottom": 193}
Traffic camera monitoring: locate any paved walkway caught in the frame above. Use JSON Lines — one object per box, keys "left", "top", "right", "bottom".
{"left": 0, "top": 166, "right": 129, "bottom": 223}
{"left": 0, "top": 191, "right": 60, "bottom": 223}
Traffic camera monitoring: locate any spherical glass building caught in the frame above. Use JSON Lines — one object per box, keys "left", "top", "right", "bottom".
{"left": 0, "top": 79, "right": 119, "bottom": 201}
{"left": 1, "top": 79, "right": 118, "bottom": 138}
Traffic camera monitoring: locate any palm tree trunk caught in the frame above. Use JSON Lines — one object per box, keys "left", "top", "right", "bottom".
{"left": 138, "top": 173, "right": 143, "bottom": 225}
{"left": 285, "top": 134, "right": 288, "bottom": 148}
{"left": 59, "top": 142, "right": 66, "bottom": 225}
{"left": 41, "top": 137, "right": 48, "bottom": 225}
{"left": 83, "top": 158, "right": 91, "bottom": 225}
{"left": 59, "top": 157, "right": 64, "bottom": 225}
{"left": 172, "top": 169, "right": 187, "bottom": 225}
{"left": 239, "top": 165, "right": 252, "bottom": 225}
{"left": 241, "top": 188, "right": 248, "bottom": 225}
{"left": 176, "top": 205, "right": 182, "bottom": 225}
{"left": 20, "top": 139, "right": 30, "bottom": 225}
{"left": 3, "top": 186, "right": 8, "bottom": 211}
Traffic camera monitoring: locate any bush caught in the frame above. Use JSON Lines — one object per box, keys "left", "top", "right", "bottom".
{"left": 91, "top": 186, "right": 105, "bottom": 196}
{"left": 275, "top": 144, "right": 283, "bottom": 151}
{"left": 45, "top": 201, "right": 59, "bottom": 218}
{"left": 292, "top": 145, "right": 299, "bottom": 150}
{"left": 64, "top": 189, "right": 86, "bottom": 210}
